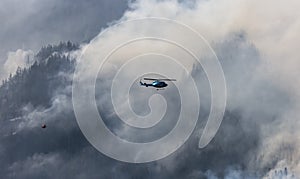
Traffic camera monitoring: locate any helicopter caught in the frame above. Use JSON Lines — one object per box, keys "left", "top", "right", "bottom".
{"left": 139, "top": 78, "right": 176, "bottom": 90}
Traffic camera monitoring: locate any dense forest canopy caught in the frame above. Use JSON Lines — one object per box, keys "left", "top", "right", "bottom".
{"left": 0, "top": 41, "right": 79, "bottom": 119}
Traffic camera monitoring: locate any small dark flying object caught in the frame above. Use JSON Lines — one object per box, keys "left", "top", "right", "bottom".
{"left": 41, "top": 124, "right": 46, "bottom": 128}
{"left": 140, "top": 78, "right": 176, "bottom": 90}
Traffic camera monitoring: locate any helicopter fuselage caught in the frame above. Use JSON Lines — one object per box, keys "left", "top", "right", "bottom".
{"left": 140, "top": 80, "right": 168, "bottom": 88}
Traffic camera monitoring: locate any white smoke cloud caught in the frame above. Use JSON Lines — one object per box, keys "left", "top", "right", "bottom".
{"left": 75, "top": 0, "right": 300, "bottom": 176}
{"left": 1, "top": 49, "right": 34, "bottom": 81}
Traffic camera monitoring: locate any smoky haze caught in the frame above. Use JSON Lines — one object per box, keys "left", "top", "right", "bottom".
{"left": 0, "top": 0, "right": 299, "bottom": 178}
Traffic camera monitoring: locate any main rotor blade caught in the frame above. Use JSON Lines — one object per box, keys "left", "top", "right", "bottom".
{"left": 143, "top": 78, "right": 176, "bottom": 81}
{"left": 158, "top": 79, "right": 176, "bottom": 81}
{"left": 143, "top": 78, "right": 158, "bottom": 81}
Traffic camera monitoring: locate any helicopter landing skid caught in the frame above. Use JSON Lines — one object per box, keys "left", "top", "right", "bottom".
{"left": 156, "top": 88, "right": 165, "bottom": 91}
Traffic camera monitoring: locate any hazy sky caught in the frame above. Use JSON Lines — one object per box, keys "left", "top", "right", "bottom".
{"left": 0, "top": 0, "right": 128, "bottom": 62}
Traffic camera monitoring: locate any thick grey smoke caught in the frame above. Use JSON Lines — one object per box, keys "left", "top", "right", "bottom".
{"left": 1, "top": 0, "right": 300, "bottom": 178}
{"left": 126, "top": 0, "right": 300, "bottom": 176}
{"left": 74, "top": 0, "right": 300, "bottom": 177}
